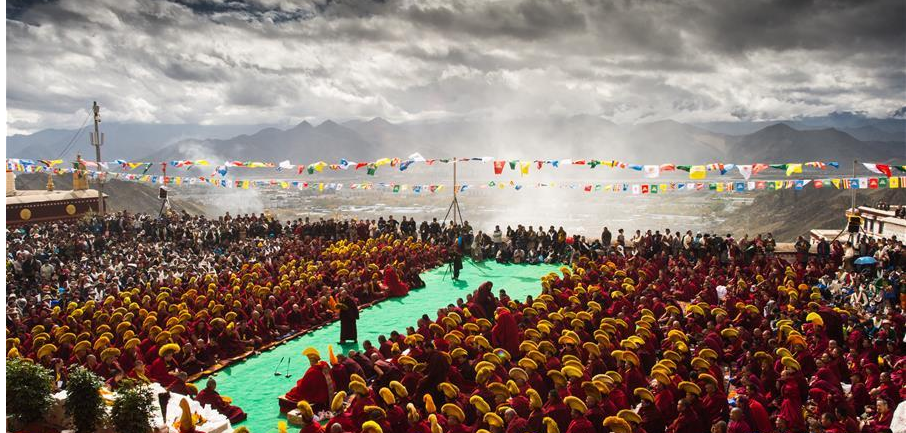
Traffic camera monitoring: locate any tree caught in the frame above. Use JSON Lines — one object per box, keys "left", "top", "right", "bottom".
{"left": 65, "top": 366, "right": 106, "bottom": 433}
{"left": 110, "top": 379, "right": 155, "bottom": 433}
{"left": 6, "top": 358, "right": 54, "bottom": 425}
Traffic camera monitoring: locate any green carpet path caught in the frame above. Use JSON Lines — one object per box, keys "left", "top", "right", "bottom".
{"left": 193, "top": 260, "right": 561, "bottom": 433}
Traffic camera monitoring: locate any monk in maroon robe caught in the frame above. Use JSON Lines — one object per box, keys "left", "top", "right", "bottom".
{"left": 384, "top": 266, "right": 410, "bottom": 298}
{"left": 196, "top": 378, "right": 247, "bottom": 424}
{"left": 727, "top": 408, "right": 751, "bottom": 433}
{"left": 491, "top": 308, "right": 520, "bottom": 357}
{"left": 285, "top": 348, "right": 335, "bottom": 409}
{"left": 338, "top": 293, "right": 359, "bottom": 343}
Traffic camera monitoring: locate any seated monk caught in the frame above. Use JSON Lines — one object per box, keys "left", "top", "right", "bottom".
{"left": 383, "top": 266, "right": 410, "bottom": 298}
{"left": 297, "top": 401, "right": 324, "bottom": 433}
{"left": 148, "top": 343, "right": 181, "bottom": 388}
{"left": 285, "top": 347, "right": 335, "bottom": 410}
{"left": 167, "top": 371, "right": 195, "bottom": 396}
{"left": 127, "top": 359, "right": 153, "bottom": 384}
{"left": 196, "top": 378, "right": 247, "bottom": 424}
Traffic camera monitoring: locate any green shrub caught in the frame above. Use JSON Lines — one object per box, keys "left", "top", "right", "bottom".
{"left": 110, "top": 379, "right": 155, "bottom": 433}
{"left": 65, "top": 366, "right": 106, "bottom": 433}
{"left": 6, "top": 358, "right": 54, "bottom": 424}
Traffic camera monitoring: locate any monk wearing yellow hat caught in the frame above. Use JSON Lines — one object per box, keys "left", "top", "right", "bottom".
{"left": 285, "top": 347, "right": 335, "bottom": 410}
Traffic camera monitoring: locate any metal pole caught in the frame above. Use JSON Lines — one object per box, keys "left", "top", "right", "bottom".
{"left": 452, "top": 159, "right": 458, "bottom": 226}
{"left": 850, "top": 159, "right": 856, "bottom": 213}
{"left": 92, "top": 101, "right": 105, "bottom": 215}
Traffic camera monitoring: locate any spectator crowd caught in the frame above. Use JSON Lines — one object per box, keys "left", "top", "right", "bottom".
{"left": 6, "top": 210, "right": 906, "bottom": 432}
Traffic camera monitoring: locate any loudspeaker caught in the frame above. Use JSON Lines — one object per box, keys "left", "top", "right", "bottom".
{"left": 159, "top": 187, "right": 168, "bottom": 200}
{"left": 847, "top": 216, "right": 861, "bottom": 233}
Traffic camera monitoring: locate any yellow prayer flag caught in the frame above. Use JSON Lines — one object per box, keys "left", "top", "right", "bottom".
{"left": 890, "top": 177, "right": 899, "bottom": 188}
{"left": 194, "top": 160, "right": 210, "bottom": 166}
{"left": 716, "top": 182, "right": 724, "bottom": 192}
{"left": 280, "top": 181, "right": 289, "bottom": 189}
{"left": 318, "top": 182, "right": 324, "bottom": 191}
{"left": 242, "top": 180, "right": 250, "bottom": 189}
{"left": 520, "top": 161, "right": 530, "bottom": 176}
{"left": 785, "top": 163, "right": 802, "bottom": 176}
{"left": 375, "top": 158, "right": 391, "bottom": 167}
{"left": 689, "top": 166, "right": 707, "bottom": 180}
{"left": 831, "top": 178, "right": 841, "bottom": 189}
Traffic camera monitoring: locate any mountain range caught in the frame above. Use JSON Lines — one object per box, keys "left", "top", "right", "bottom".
{"left": 7, "top": 112, "right": 904, "bottom": 172}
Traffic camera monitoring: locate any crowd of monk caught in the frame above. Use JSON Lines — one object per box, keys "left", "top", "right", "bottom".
{"left": 6, "top": 210, "right": 905, "bottom": 432}
{"left": 286, "top": 234, "right": 904, "bottom": 433}
{"left": 6, "top": 212, "right": 447, "bottom": 423}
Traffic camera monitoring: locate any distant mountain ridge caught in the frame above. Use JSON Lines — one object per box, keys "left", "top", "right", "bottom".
{"left": 693, "top": 111, "right": 906, "bottom": 140}
{"left": 6, "top": 123, "right": 281, "bottom": 161}
{"left": 8, "top": 114, "right": 904, "bottom": 172}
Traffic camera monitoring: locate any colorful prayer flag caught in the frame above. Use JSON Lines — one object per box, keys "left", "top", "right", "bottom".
{"left": 785, "top": 163, "right": 802, "bottom": 176}
{"left": 862, "top": 163, "right": 892, "bottom": 177}
{"left": 689, "top": 166, "right": 707, "bottom": 180}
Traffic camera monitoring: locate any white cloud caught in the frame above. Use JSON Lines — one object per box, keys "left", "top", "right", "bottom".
{"left": 6, "top": 0, "right": 904, "bottom": 134}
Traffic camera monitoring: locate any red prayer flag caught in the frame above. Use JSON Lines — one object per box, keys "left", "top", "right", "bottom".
{"left": 493, "top": 160, "right": 505, "bottom": 175}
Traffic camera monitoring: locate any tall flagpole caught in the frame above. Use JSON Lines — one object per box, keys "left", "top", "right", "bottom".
{"left": 851, "top": 159, "right": 856, "bottom": 213}
{"left": 452, "top": 159, "right": 458, "bottom": 227}
{"left": 91, "top": 101, "right": 106, "bottom": 215}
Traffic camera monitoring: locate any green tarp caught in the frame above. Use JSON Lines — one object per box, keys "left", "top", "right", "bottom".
{"left": 193, "top": 260, "right": 560, "bottom": 433}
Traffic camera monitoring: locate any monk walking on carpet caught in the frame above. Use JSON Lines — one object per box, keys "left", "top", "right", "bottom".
{"left": 338, "top": 291, "right": 359, "bottom": 344}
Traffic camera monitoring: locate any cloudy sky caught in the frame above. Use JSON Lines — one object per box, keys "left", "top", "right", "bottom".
{"left": 6, "top": 0, "right": 905, "bottom": 134}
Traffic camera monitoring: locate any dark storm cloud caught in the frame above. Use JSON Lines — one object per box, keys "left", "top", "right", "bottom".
{"left": 687, "top": 0, "right": 906, "bottom": 55}
{"left": 6, "top": 0, "right": 905, "bottom": 134}
{"left": 403, "top": 0, "right": 587, "bottom": 40}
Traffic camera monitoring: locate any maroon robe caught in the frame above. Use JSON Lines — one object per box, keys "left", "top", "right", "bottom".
{"left": 196, "top": 388, "right": 248, "bottom": 424}
{"left": 285, "top": 361, "right": 333, "bottom": 407}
